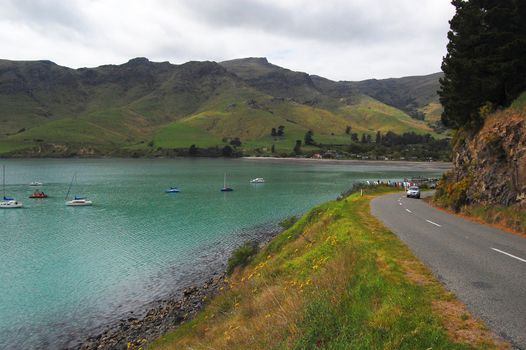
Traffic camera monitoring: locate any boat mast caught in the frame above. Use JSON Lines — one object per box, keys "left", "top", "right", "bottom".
{"left": 2, "top": 165, "right": 5, "bottom": 199}
{"left": 65, "top": 173, "right": 76, "bottom": 200}
{"left": 224, "top": 173, "right": 226, "bottom": 188}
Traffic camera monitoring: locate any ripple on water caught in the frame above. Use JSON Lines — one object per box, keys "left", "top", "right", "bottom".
{"left": 0, "top": 158, "right": 448, "bottom": 348}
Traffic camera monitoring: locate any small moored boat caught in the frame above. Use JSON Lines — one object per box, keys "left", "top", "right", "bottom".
{"left": 65, "top": 173, "right": 92, "bottom": 206}
{"left": 66, "top": 196, "right": 93, "bottom": 206}
{"left": 0, "top": 197, "right": 23, "bottom": 209}
{"left": 165, "top": 187, "right": 180, "bottom": 193}
{"left": 29, "top": 181, "right": 43, "bottom": 186}
{"left": 29, "top": 190, "right": 48, "bottom": 199}
{"left": 250, "top": 177, "right": 265, "bottom": 183}
{"left": 1, "top": 166, "right": 23, "bottom": 209}
{"left": 221, "top": 173, "right": 233, "bottom": 192}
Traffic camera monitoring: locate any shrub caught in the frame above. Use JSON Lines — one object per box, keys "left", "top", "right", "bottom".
{"left": 434, "top": 171, "right": 472, "bottom": 212}
{"left": 279, "top": 216, "right": 298, "bottom": 230}
{"left": 226, "top": 243, "right": 258, "bottom": 275}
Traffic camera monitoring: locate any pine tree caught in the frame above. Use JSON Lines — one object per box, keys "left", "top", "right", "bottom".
{"left": 375, "top": 131, "right": 382, "bottom": 144}
{"left": 293, "top": 140, "right": 302, "bottom": 155}
{"left": 304, "top": 130, "right": 315, "bottom": 145}
{"left": 439, "top": 0, "right": 526, "bottom": 129}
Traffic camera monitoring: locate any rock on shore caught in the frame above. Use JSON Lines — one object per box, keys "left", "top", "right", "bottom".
{"left": 78, "top": 275, "right": 225, "bottom": 350}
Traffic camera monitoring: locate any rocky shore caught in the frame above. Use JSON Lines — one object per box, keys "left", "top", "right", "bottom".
{"left": 78, "top": 274, "right": 226, "bottom": 350}
{"left": 76, "top": 225, "right": 283, "bottom": 350}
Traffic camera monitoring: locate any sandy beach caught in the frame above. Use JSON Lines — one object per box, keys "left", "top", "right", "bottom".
{"left": 242, "top": 156, "right": 452, "bottom": 171}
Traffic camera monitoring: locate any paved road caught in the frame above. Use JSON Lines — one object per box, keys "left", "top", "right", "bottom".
{"left": 371, "top": 193, "right": 526, "bottom": 349}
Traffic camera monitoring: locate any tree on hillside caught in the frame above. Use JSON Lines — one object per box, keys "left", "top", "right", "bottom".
{"left": 351, "top": 133, "right": 359, "bottom": 142}
{"left": 189, "top": 144, "right": 198, "bottom": 156}
{"left": 230, "top": 137, "right": 241, "bottom": 147}
{"left": 345, "top": 126, "right": 352, "bottom": 135}
{"left": 222, "top": 145, "right": 233, "bottom": 157}
{"left": 361, "top": 134, "right": 367, "bottom": 144}
{"left": 277, "top": 125, "right": 285, "bottom": 137}
{"left": 271, "top": 128, "right": 277, "bottom": 137}
{"left": 376, "top": 131, "right": 382, "bottom": 144}
{"left": 439, "top": 0, "right": 526, "bottom": 129}
{"left": 304, "top": 130, "right": 315, "bottom": 146}
{"left": 293, "top": 140, "right": 302, "bottom": 155}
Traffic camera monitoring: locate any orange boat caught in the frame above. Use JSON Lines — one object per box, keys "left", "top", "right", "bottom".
{"left": 29, "top": 191, "right": 48, "bottom": 199}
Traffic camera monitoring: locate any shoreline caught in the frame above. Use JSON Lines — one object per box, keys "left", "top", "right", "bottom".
{"left": 1, "top": 154, "right": 452, "bottom": 171}
{"left": 242, "top": 156, "right": 452, "bottom": 169}
{"left": 76, "top": 225, "right": 283, "bottom": 350}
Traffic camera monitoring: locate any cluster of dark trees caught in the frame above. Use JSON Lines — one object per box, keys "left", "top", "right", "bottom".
{"left": 344, "top": 131, "right": 451, "bottom": 161}
{"left": 270, "top": 126, "right": 285, "bottom": 137}
{"left": 439, "top": 0, "right": 526, "bottom": 129}
{"left": 377, "top": 131, "right": 437, "bottom": 146}
{"left": 187, "top": 144, "right": 242, "bottom": 157}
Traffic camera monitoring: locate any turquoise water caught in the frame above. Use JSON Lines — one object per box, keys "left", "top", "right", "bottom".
{"left": 0, "top": 158, "right": 447, "bottom": 348}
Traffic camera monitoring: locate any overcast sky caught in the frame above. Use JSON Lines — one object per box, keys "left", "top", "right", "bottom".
{"left": 0, "top": 0, "right": 455, "bottom": 81}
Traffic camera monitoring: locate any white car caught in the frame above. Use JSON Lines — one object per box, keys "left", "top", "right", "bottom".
{"left": 406, "top": 186, "right": 421, "bottom": 199}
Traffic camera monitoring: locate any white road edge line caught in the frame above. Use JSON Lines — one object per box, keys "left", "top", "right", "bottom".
{"left": 405, "top": 209, "right": 412, "bottom": 213}
{"left": 426, "top": 219, "right": 442, "bottom": 227}
{"left": 491, "top": 248, "right": 526, "bottom": 263}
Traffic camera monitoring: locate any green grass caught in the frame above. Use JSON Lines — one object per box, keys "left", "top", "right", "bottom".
{"left": 153, "top": 123, "right": 223, "bottom": 148}
{"left": 461, "top": 204, "right": 526, "bottom": 234}
{"left": 340, "top": 95, "right": 437, "bottom": 135}
{"left": 10, "top": 118, "right": 129, "bottom": 145}
{"left": 420, "top": 102, "right": 444, "bottom": 123}
{"left": 0, "top": 140, "right": 32, "bottom": 154}
{"left": 0, "top": 74, "right": 442, "bottom": 156}
{"left": 148, "top": 93, "right": 441, "bottom": 155}
{"left": 150, "top": 188, "right": 502, "bottom": 350}
{"left": 511, "top": 91, "right": 526, "bottom": 109}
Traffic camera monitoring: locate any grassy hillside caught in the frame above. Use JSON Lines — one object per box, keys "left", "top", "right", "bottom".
{"left": 149, "top": 91, "right": 438, "bottom": 155}
{"left": 420, "top": 102, "right": 443, "bottom": 123}
{"left": 150, "top": 188, "right": 503, "bottom": 349}
{"left": 0, "top": 57, "right": 445, "bottom": 156}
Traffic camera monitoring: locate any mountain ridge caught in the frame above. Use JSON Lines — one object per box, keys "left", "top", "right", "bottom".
{"left": 0, "top": 57, "right": 444, "bottom": 156}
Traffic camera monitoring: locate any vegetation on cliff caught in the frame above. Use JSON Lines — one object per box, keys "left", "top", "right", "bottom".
{"left": 439, "top": 0, "right": 526, "bottom": 130}
{"left": 435, "top": 1, "right": 526, "bottom": 233}
{"left": 150, "top": 188, "right": 503, "bottom": 349}
{"left": 434, "top": 103, "right": 526, "bottom": 232}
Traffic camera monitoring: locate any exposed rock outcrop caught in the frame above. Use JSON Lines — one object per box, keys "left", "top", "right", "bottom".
{"left": 449, "top": 109, "right": 526, "bottom": 206}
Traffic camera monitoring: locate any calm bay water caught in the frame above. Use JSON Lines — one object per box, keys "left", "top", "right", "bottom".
{"left": 0, "top": 158, "right": 447, "bottom": 349}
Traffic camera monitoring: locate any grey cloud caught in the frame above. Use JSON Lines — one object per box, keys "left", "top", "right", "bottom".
{"left": 2, "top": 0, "right": 88, "bottom": 35}
{"left": 176, "top": 0, "right": 432, "bottom": 45}
{"left": 0, "top": 0, "right": 454, "bottom": 80}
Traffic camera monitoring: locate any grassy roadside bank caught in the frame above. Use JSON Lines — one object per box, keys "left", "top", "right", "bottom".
{"left": 149, "top": 187, "right": 506, "bottom": 350}
{"left": 429, "top": 198, "right": 526, "bottom": 237}
{"left": 434, "top": 175, "right": 526, "bottom": 235}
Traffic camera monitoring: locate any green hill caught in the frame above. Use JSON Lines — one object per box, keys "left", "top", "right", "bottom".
{"left": 0, "top": 57, "right": 444, "bottom": 156}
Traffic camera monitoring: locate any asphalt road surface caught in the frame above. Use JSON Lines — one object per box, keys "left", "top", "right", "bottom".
{"left": 371, "top": 192, "right": 526, "bottom": 349}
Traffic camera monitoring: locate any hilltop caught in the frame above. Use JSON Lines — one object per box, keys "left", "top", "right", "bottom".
{"left": 0, "top": 57, "right": 444, "bottom": 157}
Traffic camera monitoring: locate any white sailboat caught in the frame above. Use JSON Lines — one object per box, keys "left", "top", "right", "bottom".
{"left": 65, "top": 173, "right": 92, "bottom": 206}
{"left": 0, "top": 165, "right": 23, "bottom": 209}
{"left": 221, "top": 173, "right": 233, "bottom": 192}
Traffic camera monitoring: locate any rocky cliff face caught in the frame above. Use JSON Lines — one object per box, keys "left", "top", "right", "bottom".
{"left": 451, "top": 108, "right": 526, "bottom": 207}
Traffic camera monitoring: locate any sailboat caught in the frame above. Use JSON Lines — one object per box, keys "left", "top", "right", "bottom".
{"left": 0, "top": 165, "right": 23, "bottom": 209}
{"left": 221, "top": 173, "right": 233, "bottom": 192}
{"left": 165, "top": 186, "right": 180, "bottom": 193}
{"left": 65, "top": 173, "right": 92, "bottom": 206}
